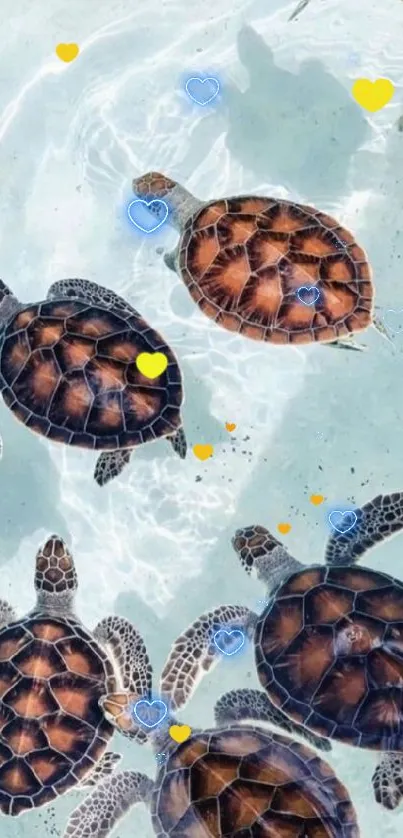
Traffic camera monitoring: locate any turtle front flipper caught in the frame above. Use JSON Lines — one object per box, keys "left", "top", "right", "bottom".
{"left": 0, "top": 599, "right": 16, "bottom": 630}
{"left": 77, "top": 752, "right": 122, "bottom": 788}
{"left": 163, "top": 246, "right": 178, "bottom": 272}
{"left": 96, "top": 618, "right": 153, "bottom": 743}
{"left": 94, "top": 450, "right": 132, "bottom": 487}
{"left": 372, "top": 753, "right": 403, "bottom": 810}
{"left": 62, "top": 770, "right": 154, "bottom": 838}
{"left": 215, "top": 688, "right": 331, "bottom": 752}
{"left": 325, "top": 491, "right": 403, "bottom": 567}
{"left": 160, "top": 605, "right": 257, "bottom": 711}
{"left": 47, "top": 277, "right": 142, "bottom": 318}
{"left": 94, "top": 616, "right": 153, "bottom": 696}
{"left": 168, "top": 426, "right": 187, "bottom": 459}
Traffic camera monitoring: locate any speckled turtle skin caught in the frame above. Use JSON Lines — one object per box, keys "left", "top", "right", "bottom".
{"left": 133, "top": 172, "right": 373, "bottom": 346}
{"left": 150, "top": 725, "right": 358, "bottom": 837}
{"left": 0, "top": 298, "right": 182, "bottom": 449}
{"left": 255, "top": 563, "right": 403, "bottom": 749}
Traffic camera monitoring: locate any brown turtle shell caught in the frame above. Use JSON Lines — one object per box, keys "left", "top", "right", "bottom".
{"left": 0, "top": 613, "right": 114, "bottom": 815}
{"left": 151, "top": 725, "right": 359, "bottom": 836}
{"left": 256, "top": 564, "right": 403, "bottom": 749}
{"left": 179, "top": 197, "right": 373, "bottom": 344}
{"left": 0, "top": 299, "right": 182, "bottom": 449}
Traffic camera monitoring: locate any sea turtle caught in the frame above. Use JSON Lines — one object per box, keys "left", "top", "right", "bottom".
{"left": 63, "top": 627, "right": 359, "bottom": 837}
{"left": 0, "top": 277, "right": 187, "bottom": 486}
{"left": 161, "top": 491, "right": 403, "bottom": 811}
{"left": 0, "top": 532, "right": 152, "bottom": 833}
{"left": 132, "top": 172, "right": 387, "bottom": 351}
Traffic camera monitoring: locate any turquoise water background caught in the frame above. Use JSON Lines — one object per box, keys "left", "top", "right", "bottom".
{"left": 1, "top": 0, "right": 403, "bottom": 835}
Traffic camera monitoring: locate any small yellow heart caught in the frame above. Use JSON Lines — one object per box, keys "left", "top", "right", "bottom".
{"left": 352, "top": 78, "right": 394, "bottom": 113}
{"left": 193, "top": 444, "right": 214, "bottom": 461}
{"left": 277, "top": 522, "right": 291, "bottom": 535}
{"left": 136, "top": 352, "right": 168, "bottom": 379}
{"left": 310, "top": 494, "right": 325, "bottom": 506}
{"left": 169, "top": 724, "right": 192, "bottom": 744}
{"left": 225, "top": 422, "right": 236, "bottom": 432}
{"left": 55, "top": 43, "right": 80, "bottom": 63}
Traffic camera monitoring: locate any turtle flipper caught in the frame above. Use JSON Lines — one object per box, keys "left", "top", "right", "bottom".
{"left": 215, "top": 688, "right": 331, "bottom": 752}
{"left": 372, "top": 753, "right": 403, "bottom": 810}
{"left": 168, "top": 426, "right": 187, "bottom": 459}
{"left": 94, "top": 450, "right": 132, "bottom": 486}
{"left": 96, "top": 619, "right": 152, "bottom": 744}
{"left": 62, "top": 771, "right": 154, "bottom": 838}
{"left": 0, "top": 600, "right": 16, "bottom": 630}
{"left": 163, "top": 247, "right": 178, "bottom": 272}
{"left": 325, "top": 337, "right": 366, "bottom": 352}
{"left": 160, "top": 606, "right": 258, "bottom": 710}
{"left": 47, "top": 278, "right": 142, "bottom": 318}
{"left": 288, "top": 0, "right": 311, "bottom": 21}
{"left": 325, "top": 491, "right": 403, "bottom": 567}
{"left": 94, "top": 616, "right": 153, "bottom": 696}
{"left": 78, "top": 752, "right": 122, "bottom": 788}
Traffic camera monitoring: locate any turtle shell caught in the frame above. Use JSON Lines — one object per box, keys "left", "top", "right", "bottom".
{"left": 0, "top": 613, "right": 114, "bottom": 815}
{"left": 256, "top": 564, "right": 403, "bottom": 749}
{"left": 0, "top": 299, "right": 183, "bottom": 449}
{"left": 179, "top": 197, "right": 373, "bottom": 344}
{"left": 151, "top": 725, "right": 358, "bottom": 836}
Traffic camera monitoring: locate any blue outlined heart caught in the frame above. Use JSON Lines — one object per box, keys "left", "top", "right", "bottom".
{"left": 296, "top": 285, "right": 320, "bottom": 306}
{"left": 328, "top": 510, "right": 357, "bottom": 535}
{"left": 133, "top": 699, "right": 168, "bottom": 729}
{"left": 213, "top": 629, "right": 245, "bottom": 656}
{"left": 127, "top": 199, "right": 168, "bottom": 233}
{"left": 185, "top": 76, "right": 220, "bottom": 106}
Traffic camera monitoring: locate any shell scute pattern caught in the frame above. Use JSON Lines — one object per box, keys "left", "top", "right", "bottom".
{"left": 0, "top": 614, "right": 114, "bottom": 815}
{"left": 151, "top": 726, "right": 357, "bottom": 836}
{"left": 0, "top": 299, "right": 183, "bottom": 451}
{"left": 256, "top": 565, "right": 403, "bottom": 748}
{"left": 179, "top": 197, "right": 373, "bottom": 344}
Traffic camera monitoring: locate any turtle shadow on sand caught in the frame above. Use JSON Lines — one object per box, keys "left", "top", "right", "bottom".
{"left": 0, "top": 402, "right": 65, "bottom": 561}
{"left": 222, "top": 25, "right": 370, "bottom": 203}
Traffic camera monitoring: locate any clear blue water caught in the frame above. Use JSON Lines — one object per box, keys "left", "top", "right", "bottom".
{"left": 1, "top": 1, "right": 403, "bottom": 836}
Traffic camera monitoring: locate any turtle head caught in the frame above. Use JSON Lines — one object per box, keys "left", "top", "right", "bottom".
{"left": 34, "top": 535, "right": 78, "bottom": 613}
{"left": 231, "top": 525, "right": 303, "bottom": 593}
{"left": 132, "top": 172, "right": 201, "bottom": 231}
{"left": 0, "top": 280, "right": 21, "bottom": 330}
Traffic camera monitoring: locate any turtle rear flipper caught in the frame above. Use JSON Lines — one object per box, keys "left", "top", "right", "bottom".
{"left": 325, "top": 491, "right": 403, "bottom": 567}
{"left": 215, "top": 688, "right": 331, "bottom": 752}
{"left": 372, "top": 753, "right": 403, "bottom": 810}
{"left": 160, "top": 605, "right": 257, "bottom": 711}
{"left": 63, "top": 771, "right": 154, "bottom": 838}
{"left": 168, "top": 426, "right": 187, "bottom": 459}
{"left": 94, "top": 451, "right": 132, "bottom": 486}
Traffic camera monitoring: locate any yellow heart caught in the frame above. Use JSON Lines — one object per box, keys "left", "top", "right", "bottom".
{"left": 277, "top": 522, "right": 291, "bottom": 535}
{"left": 352, "top": 78, "right": 394, "bottom": 113}
{"left": 193, "top": 444, "right": 214, "bottom": 461}
{"left": 55, "top": 43, "right": 80, "bottom": 63}
{"left": 310, "top": 494, "right": 325, "bottom": 506}
{"left": 225, "top": 422, "right": 236, "bottom": 432}
{"left": 136, "top": 352, "right": 168, "bottom": 379}
{"left": 169, "top": 724, "right": 192, "bottom": 744}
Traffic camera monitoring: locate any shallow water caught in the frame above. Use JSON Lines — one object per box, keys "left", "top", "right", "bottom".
{"left": 1, "top": 0, "right": 403, "bottom": 836}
